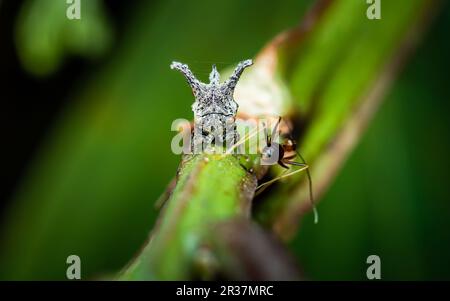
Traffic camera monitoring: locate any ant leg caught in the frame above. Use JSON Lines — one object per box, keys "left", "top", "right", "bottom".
{"left": 279, "top": 161, "right": 290, "bottom": 169}
{"left": 256, "top": 164, "right": 309, "bottom": 191}
{"left": 283, "top": 154, "right": 297, "bottom": 160}
{"left": 283, "top": 160, "right": 307, "bottom": 167}
{"left": 256, "top": 162, "right": 318, "bottom": 224}
{"left": 255, "top": 168, "right": 289, "bottom": 196}
{"left": 287, "top": 158, "right": 318, "bottom": 224}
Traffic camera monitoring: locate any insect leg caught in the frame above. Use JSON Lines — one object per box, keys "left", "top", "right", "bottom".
{"left": 294, "top": 151, "right": 318, "bottom": 223}
{"left": 283, "top": 160, "right": 307, "bottom": 167}
{"left": 256, "top": 164, "right": 309, "bottom": 190}
{"left": 256, "top": 159, "right": 319, "bottom": 224}
{"left": 255, "top": 168, "right": 289, "bottom": 196}
{"left": 283, "top": 154, "right": 297, "bottom": 160}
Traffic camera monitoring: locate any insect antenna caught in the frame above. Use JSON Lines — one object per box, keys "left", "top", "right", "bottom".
{"left": 270, "top": 117, "right": 282, "bottom": 145}
{"left": 262, "top": 121, "right": 269, "bottom": 146}
{"left": 225, "top": 123, "right": 262, "bottom": 154}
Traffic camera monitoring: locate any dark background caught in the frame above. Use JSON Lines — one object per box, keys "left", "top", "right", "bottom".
{"left": 0, "top": 0, "right": 133, "bottom": 212}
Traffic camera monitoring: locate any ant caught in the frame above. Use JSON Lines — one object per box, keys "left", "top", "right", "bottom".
{"left": 212, "top": 115, "right": 318, "bottom": 223}
{"left": 260, "top": 117, "right": 306, "bottom": 169}
{"left": 255, "top": 117, "right": 318, "bottom": 224}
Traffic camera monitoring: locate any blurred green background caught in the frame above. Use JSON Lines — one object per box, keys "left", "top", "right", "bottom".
{"left": 296, "top": 3, "right": 450, "bottom": 280}
{"left": 0, "top": 0, "right": 449, "bottom": 280}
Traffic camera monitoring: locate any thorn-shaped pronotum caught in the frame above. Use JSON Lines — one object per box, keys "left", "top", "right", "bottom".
{"left": 224, "top": 59, "right": 253, "bottom": 91}
{"left": 171, "top": 60, "right": 253, "bottom": 153}
{"left": 209, "top": 64, "right": 220, "bottom": 85}
{"left": 170, "top": 62, "right": 203, "bottom": 96}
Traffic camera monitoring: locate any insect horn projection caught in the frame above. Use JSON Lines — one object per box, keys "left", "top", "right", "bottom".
{"left": 170, "top": 60, "right": 253, "bottom": 152}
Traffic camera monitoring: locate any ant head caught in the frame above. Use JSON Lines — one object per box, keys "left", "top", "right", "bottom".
{"left": 261, "top": 143, "right": 281, "bottom": 165}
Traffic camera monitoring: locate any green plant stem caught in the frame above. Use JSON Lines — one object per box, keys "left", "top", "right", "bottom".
{"left": 119, "top": 154, "right": 257, "bottom": 280}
